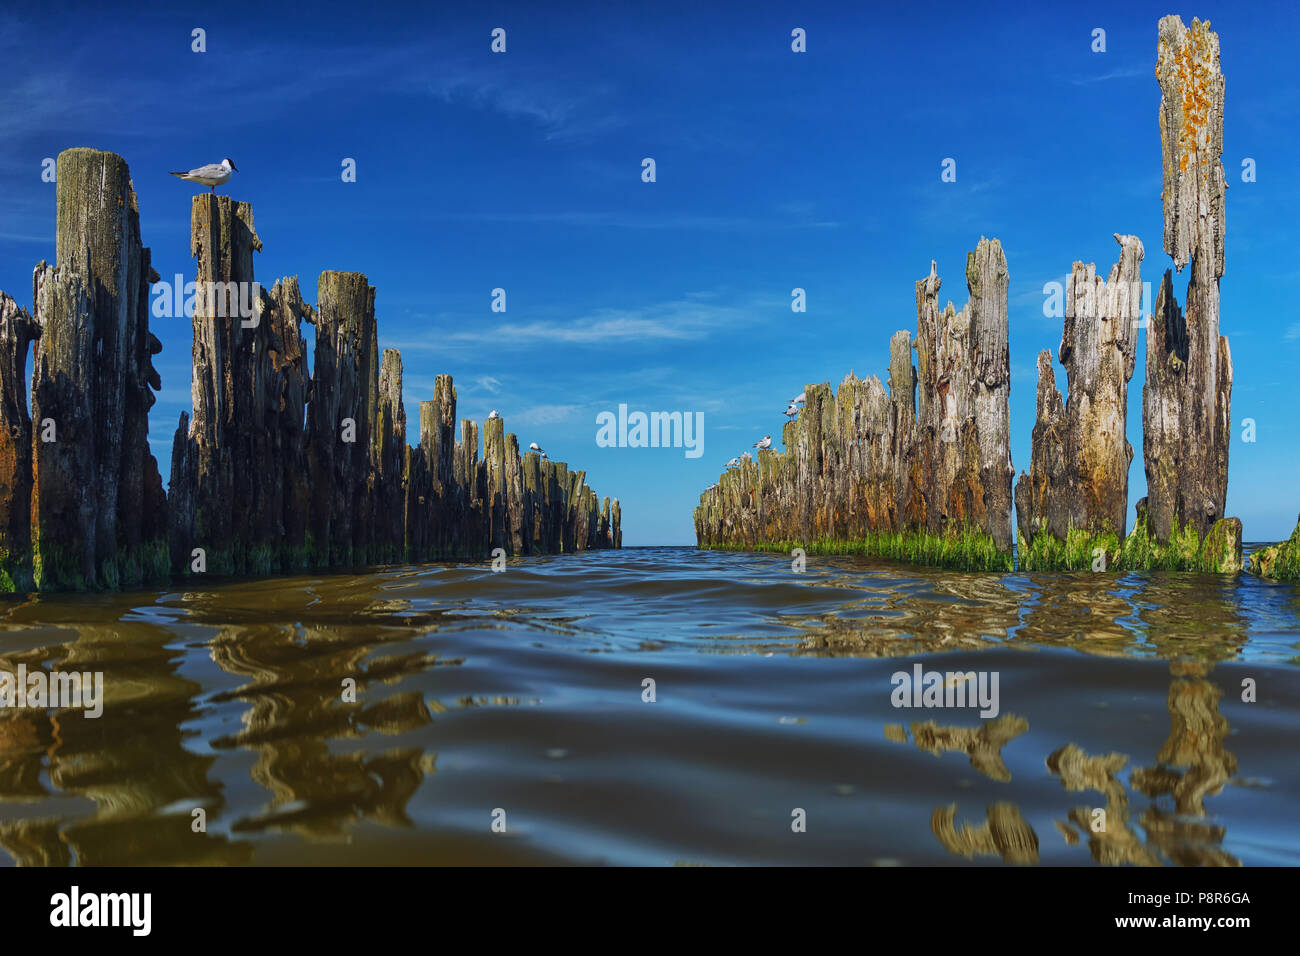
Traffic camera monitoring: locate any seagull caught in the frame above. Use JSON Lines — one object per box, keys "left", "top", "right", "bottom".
{"left": 488, "top": 409, "right": 500, "bottom": 419}
{"left": 726, "top": 457, "right": 739, "bottom": 468}
{"left": 169, "top": 158, "right": 238, "bottom": 194}
{"left": 784, "top": 403, "right": 800, "bottom": 419}
{"left": 754, "top": 436, "right": 772, "bottom": 450}
{"left": 741, "top": 451, "right": 752, "bottom": 462}
{"left": 529, "top": 442, "right": 545, "bottom": 455}
{"left": 790, "top": 391, "right": 806, "bottom": 404}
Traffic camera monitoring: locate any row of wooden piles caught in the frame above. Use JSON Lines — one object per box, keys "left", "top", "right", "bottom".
{"left": 0, "top": 149, "right": 620, "bottom": 591}
{"left": 695, "top": 16, "right": 1242, "bottom": 572}
{"left": 693, "top": 238, "right": 1014, "bottom": 557}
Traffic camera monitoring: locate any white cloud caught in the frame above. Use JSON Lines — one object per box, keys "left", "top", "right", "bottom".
{"left": 511, "top": 404, "right": 581, "bottom": 426}
{"left": 1070, "top": 66, "right": 1147, "bottom": 85}
{"left": 452, "top": 294, "right": 773, "bottom": 347}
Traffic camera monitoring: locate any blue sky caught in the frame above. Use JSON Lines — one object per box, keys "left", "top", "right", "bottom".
{"left": 1, "top": 0, "right": 1297, "bottom": 545}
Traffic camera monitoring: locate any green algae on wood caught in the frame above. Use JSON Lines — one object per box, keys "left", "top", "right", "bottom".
{"left": 1018, "top": 18, "right": 1237, "bottom": 570}
{"left": 1248, "top": 516, "right": 1300, "bottom": 582}
{"left": 1019, "top": 499, "right": 1242, "bottom": 574}
{"left": 701, "top": 525, "right": 1013, "bottom": 573}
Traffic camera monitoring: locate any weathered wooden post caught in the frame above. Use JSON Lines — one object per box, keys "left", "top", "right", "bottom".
{"left": 1145, "top": 15, "right": 1233, "bottom": 543}
{"left": 0, "top": 294, "right": 37, "bottom": 588}
{"left": 171, "top": 193, "right": 260, "bottom": 574}
{"left": 30, "top": 148, "right": 166, "bottom": 589}
{"left": 454, "top": 419, "right": 480, "bottom": 556}
{"left": 504, "top": 434, "right": 526, "bottom": 554}
{"left": 483, "top": 415, "right": 507, "bottom": 552}
{"left": 30, "top": 259, "right": 97, "bottom": 588}
{"left": 523, "top": 451, "right": 544, "bottom": 552}
{"left": 967, "top": 238, "right": 1014, "bottom": 551}
{"left": 305, "top": 270, "right": 376, "bottom": 566}
{"left": 888, "top": 329, "right": 920, "bottom": 531}
{"left": 1015, "top": 235, "right": 1144, "bottom": 552}
{"left": 420, "top": 373, "right": 457, "bottom": 556}
{"left": 374, "top": 348, "right": 406, "bottom": 563}
{"left": 267, "top": 277, "right": 313, "bottom": 569}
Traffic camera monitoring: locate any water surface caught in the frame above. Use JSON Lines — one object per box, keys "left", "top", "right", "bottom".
{"left": 1, "top": 546, "right": 1297, "bottom": 865}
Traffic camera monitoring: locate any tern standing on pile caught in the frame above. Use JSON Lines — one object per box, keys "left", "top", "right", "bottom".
{"left": 170, "top": 158, "right": 239, "bottom": 193}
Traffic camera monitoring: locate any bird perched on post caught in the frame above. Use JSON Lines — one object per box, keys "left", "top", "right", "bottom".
{"left": 790, "top": 391, "right": 806, "bottom": 404}
{"left": 170, "top": 158, "right": 239, "bottom": 194}
{"left": 529, "top": 442, "right": 546, "bottom": 455}
{"left": 488, "top": 409, "right": 500, "bottom": 419}
{"left": 726, "top": 457, "right": 739, "bottom": 468}
{"left": 753, "top": 435, "right": 772, "bottom": 450}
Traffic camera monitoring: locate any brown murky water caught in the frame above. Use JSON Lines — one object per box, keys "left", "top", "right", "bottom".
{"left": 1, "top": 546, "right": 1297, "bottom": 865}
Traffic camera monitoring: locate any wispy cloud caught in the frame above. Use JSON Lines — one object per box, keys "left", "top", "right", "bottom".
{"left": 424, "top": 65, "right": 620, "bottom": 141}
{"left": 1069, "top": 65, "right": 1147, "bottom": 85}
{"left": 0, "top": 16, "right": 619, "bottom": 144}
{"left": 511, "top": 404, "right": 582, "bottom": 426}
{"left": 392, "top": 292, "right": 777, "bottom": 351}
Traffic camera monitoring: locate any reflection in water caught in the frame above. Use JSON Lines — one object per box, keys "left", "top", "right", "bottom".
{"left": 899, "top": 567, "right": 1250, "bottom": 866}
{"left": 1131, "top": 661, "right": 1240, "bottom": 866}
{"left": 792, "top": 565, "right": 1259, "bottom": 662}
{"left": 208, "top": 626, "right": 438, "bottom": 837}
{"left": 894, "top": 662, "right": 1243, "bottom": 866}
{"left": 932, "top": 803, "right": 1039, "bottom": 864}
{"left": 0, "top": 546, "right": 1295, "bottom": 865}
{"left": 0, "top": 619, "right": 246, "bottom": 865}
{"left": 886, "top": 715, "right": 1029, "bottom": 782}
{"left": 1048, "top": 743, "right": 1161, "bottom": 867}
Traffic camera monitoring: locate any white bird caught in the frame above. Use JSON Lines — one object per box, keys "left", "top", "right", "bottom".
{"left": 169, "top": 157, "right": 239, "bottom": 194}
{"left": 784, "top": 403, "right": 799, "bottom": 419}
{"left": 488, "top": 409, "right": 500, "bottom": 419}
{"left": 529, "top": 442, "right": 545, "bottom": 455}
{"left": 754, "top": 435, "right": 772, "bottom": 450}
{"left": 741, "top": 451, "right": 752, "bottom": 462}
{"left": 726, "top": 457, "right": 739, "bottom": 468}
{"left": 791, "top": 391, "right": 806, "bottom": 404}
